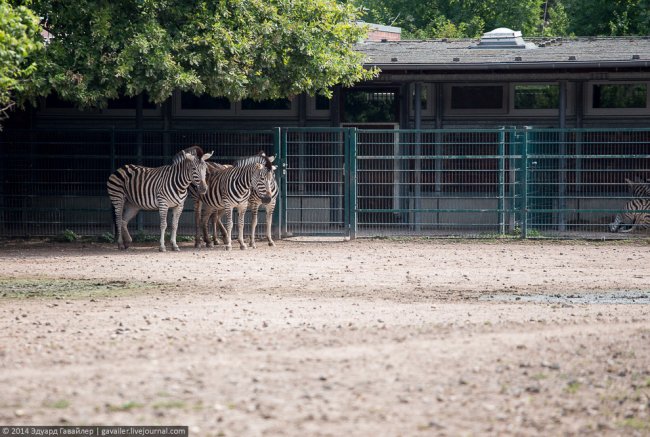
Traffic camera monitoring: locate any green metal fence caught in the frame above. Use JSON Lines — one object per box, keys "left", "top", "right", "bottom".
{"left": 1, "top": 127, "right": 648, "bottom": 239}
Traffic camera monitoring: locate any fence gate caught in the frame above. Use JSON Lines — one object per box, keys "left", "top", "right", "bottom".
{"left": 279, "top": 128, "right": 355, "bottom": 238}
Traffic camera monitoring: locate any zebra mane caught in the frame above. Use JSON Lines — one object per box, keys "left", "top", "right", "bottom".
{"left": 172, "top": 145, "right": 206, "bottom": 165}
{"left": 234, "top": 151, "right": 274, "bottom": 170}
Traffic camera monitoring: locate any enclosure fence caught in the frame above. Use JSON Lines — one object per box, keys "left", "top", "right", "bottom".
{"left": 1, "top": 127, "right": 649, "bottom": 239}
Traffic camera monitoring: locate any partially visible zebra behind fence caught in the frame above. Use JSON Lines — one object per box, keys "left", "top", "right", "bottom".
{"left": 610, "top": 198, "right": 650, "bottom": 232}
{"left": 624, "top": 177, "right": 650, "bottom": 198}
{"left": 196, "top": 155, "right": 277, "bottom": 250}
{"left": 107, "top": 147, "right": 213, "bottom": 251}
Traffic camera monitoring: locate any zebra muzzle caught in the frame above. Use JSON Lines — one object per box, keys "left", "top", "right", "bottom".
{"left": 261, "top": 195, "right": 272, "bottom": 205}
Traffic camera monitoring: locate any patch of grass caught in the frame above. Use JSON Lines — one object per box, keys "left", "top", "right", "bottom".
{"left": 153, "top": 400, "right": 186, "bottom": 409}
{"left": 44, "top": 400, "right": 69, "bottom": 409}
{"left": 531, "top": 373, "right": 548, "bottom": 381}
{"left": 0, "top": 278, "right": 156, "bottom": 299}
{"left": 565, "top": 380, "right": 581, "bottom": 394}
{"left": 618, "top": 417, "right": 650, "bottom": 431}
{"left": 107, "top": 401, "right": 144, "bottom": 412}
{"left": 132, "top": 231, "right": 193, "bottom": 243}
{"left": 51, "top": 229, "right": 80, "bottom": 243}
{"left": 98, "top": 232, "right": 115, "bottom": 243}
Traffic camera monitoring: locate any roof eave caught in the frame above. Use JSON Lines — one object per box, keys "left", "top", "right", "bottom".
{"left": 366, "top": 60, "right": 650, "bottom": 71}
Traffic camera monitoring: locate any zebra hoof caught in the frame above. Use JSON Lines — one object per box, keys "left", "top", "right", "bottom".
{"left": 159, "top": 246, "right": 166, "bottom": 252}
{"left": 240, "top": 245, "right": 247, "bottom": 250}
{"left": 268, "top": 241, "right": 275, "bottom": 247}
{"left": 225, "top": 245, "right": 232, "bottom": 251}
{"left": 172, "top": 246, "right": 180, "bottom": 252}
{"left": 250, "top": 243, "right": 257, "bottom": 249}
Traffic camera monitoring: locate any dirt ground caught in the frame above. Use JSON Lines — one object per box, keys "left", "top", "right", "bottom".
{"left": 0, "top": 238, "right": 649, "bottom": 436}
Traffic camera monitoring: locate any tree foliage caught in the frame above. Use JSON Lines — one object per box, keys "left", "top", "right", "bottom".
{"left": 0, "top": 0, "right": 43, "bottom": 122}
{"left": 353, "top": 0, "right": 545, "bottom": 38}
{"left": 354, "top": 0, "right": 650, "bottom": 37}
{"left": 27, "top": 0, "right": 376, "bottom": 108}
{"left": 563, "top": 0, "right": 650, "bottom": 36}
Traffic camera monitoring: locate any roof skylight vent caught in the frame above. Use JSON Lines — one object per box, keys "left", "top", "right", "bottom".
{"left": 470, "top": 28, "right": 537, "bottom": 49}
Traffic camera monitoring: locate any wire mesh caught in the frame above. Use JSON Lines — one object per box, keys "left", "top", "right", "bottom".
{"left": 0, "top": 129, "right": 275, "bottom": 238}
{"left": 1, "top": 127, "right": 648, "bottom": 239}
{"left": 282, "top": 128, "right": 347, "bottom": 236}
{"left": 525, "top": 129, "right": 650, "bottom": 237}
{"left": 356, "top": 129, "right": 523, "bottom": 237}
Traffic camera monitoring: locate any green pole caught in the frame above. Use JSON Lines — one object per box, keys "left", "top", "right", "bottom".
{"left": 280, "top": 128, "right": 288, "bottom": 238}
{"left": 498, "top": 128, "right": 505, "bottom": 235}
{"left": 349, "top": 128, "right": 358, "bottom": 240}
{"left": 521, "top": 128, "right": 530, "bottom": 239}
{"left": 272, "top": 127, "right": 282, "bottom": 241}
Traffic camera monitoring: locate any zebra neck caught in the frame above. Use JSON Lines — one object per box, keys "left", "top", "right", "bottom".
{"left": 172, "top": 161, "right": 193, "bottom": 189}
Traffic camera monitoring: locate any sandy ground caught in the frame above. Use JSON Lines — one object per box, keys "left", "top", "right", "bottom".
{"left": 0, "top": 238, "right": 649, "bottom": 436}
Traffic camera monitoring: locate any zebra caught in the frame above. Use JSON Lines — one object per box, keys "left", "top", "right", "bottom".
{"left": 207, "top": 152, "right": 279, "bottom": 248}
{"left": 107, "top": 147, "right": 213, "bottom": 251}
{"left": 610, "top": 197, "right": 650, "bottom": 233}
{"left": 624, "top": 177, "right": 650, "bottom": 198}
{"left": 197, "top": 155, "right": 276, "bottom": 250}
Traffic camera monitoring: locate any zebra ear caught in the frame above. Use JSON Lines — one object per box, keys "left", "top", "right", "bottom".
{"left": 268, "top": 155, "right": 276, "bottom": 163}
{"left": 184, "top": 152, "right": 194, "bottom": 160}
{"left": 202, "top": 151, "right": 214, "bottom": 161}
{"left": 272, "top": 165, "right": 278, "bottom": 171}
{"left": 625, "top": 178, "right": 634, "bottom": 187}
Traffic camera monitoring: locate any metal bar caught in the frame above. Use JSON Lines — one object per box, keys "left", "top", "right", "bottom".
{"left": 521, "top": 128, "right": 529, "bottom": 238}
{"left": 349, "top": 128, "right": 358, "bottom": 239}
{"left": 498, "top": 128, "right": 505, "bottom": 234}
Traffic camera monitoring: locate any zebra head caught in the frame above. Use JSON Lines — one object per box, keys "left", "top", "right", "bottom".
{"left": 251, "top": 156, "right": 277, "bottom": 205}
{"left": 183, "top": 150, "right": 213, "bottom": 195}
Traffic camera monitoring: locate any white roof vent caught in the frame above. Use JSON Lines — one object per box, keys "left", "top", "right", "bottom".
{"left": 470, "top": 28, "right": 537, "bottom": 49}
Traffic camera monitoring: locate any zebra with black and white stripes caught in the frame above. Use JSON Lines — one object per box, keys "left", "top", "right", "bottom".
{"left": 610, "top": 197, "right": 650, "bottom": 233}
{"left": 198, "top": 155, "right": 277, "bottom": 250}
{"left": 216, "top": 152, "right": 279, "bottom": 248}
{"left": 107, "top": 147, "right": 213, "bottom": 251}
{"left": 624, "top": 177, "right": 650, "bottom": 198}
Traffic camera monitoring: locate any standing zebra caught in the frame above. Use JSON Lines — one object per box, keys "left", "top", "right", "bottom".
{"left": 198, "top": 156, "right": 276, "bottom": 250}
{"left": 107, "top": 147, "right": 213, "bottom": 251}
{"left": 610, "top": 198, "right": 650, "bottom": 233}
{"left": 209, "top": 152, "right": 279, "bottom": 248}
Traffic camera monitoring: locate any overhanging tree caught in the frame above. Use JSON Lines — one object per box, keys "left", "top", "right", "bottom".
{"left": 29, "top": 0, "right": 376, "bottom": 108}
{"left": 0, "top": 0, "right": 43, "bottom": 126}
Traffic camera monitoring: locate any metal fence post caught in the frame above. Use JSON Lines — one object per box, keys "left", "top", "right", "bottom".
{"left": 521, "top": 128, "right": 530, "bottom": 238}
{"left": 348, "top": 128, "right": 358, "bottom": 240}
{"left": 280, "top": 128, "right": 289, "bottom": 238}
{"left": 498, "top": 128, "right": 505, "bottom": 235}
{"left": 272, "top": 127, "right": 282, "bottom": 241}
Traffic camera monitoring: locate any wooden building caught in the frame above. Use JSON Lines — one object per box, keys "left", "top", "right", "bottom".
{"left": 15, "top": 28, "right": 650, "bottom": 131}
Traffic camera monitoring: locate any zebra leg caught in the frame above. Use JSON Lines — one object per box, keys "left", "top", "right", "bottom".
{"left": 265, "top": 201, "right": 276, "bottom": 247}
{"left": 223, "top": 207, "right": 234, "bottom": 251}
{"left": 216, "top": 209, "right": 227, "bottom": 245}
{"left": 158, "top": 204, "right": 169, "bottom": 252}
{"left": 200, "top": 207, "right": 213, "bottom": 248}
{"left": 249, "top": 203, "right": 259, "bottom": 249}
{"left": 236, "top": 203, "right": 248, "bottom": 250}
{"left": 121, "top": 204, "right": 140, "bottom": 250}
{"left": 112, "top": 202, "right": 125, "bottom": 250}
{"left": 194, "top": 197, "right": 203, "bottom": 248}
{"left": 211, "top": 210, "right": 225, "bottom": 246}
{"left": 169, "top": 205, "right": 183, "bottom": 251}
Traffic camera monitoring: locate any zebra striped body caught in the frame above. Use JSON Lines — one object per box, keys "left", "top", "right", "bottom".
{"left": 107, "top": 149, "right": 212, "bottom": 251}
{"left": 610, "top": 198, "right": 650, "bottom": 233}
{"left": 625, "top": 177, "right": 650, "bottom": 198}
{"left": 198, "top": 159, "right": 276, "bottom": 250}
{"left": 233, "top": 153, "right": 279, "bottom": 248}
